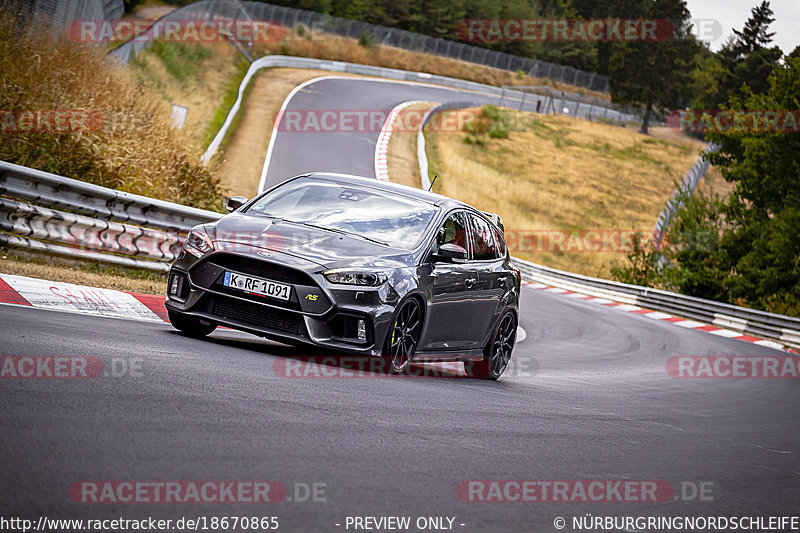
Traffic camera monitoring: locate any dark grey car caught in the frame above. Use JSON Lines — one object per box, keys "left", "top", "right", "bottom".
{"left": 165, "top": 173, "right": 521, "bottom": 379}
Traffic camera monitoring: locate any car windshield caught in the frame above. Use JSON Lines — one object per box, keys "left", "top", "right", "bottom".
{"left": 246, "top": 177, "right": 439, "bottom": 250}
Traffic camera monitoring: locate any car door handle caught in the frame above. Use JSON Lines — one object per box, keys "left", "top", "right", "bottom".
{"left": 465, "top": 278, "right": 477, "bottom": 288}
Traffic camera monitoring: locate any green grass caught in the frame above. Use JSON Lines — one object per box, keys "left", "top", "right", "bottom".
{"left": 203, "top": 58, "right": 251, "bottom": 148}
{"left": 149, "top": 40, "right": 211, "bottom": 83}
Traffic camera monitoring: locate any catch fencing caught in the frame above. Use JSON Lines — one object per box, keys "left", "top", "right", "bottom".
{"left": 18, "top": 0, "right": 123, "bottom": 33}
{"left": 110, "top": 0, "right": 609, "bottom": 93}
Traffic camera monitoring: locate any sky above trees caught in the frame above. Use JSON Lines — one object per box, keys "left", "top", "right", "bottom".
{"left": 685, "top": 0, "right": 798, "bottom": 53}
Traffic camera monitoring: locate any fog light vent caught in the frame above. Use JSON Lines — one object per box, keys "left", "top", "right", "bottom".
{"left": 170, "top": 275, "right": 180, "bottom": 295}
{"left": 357, "top": 319, "right": 366, "bottom": 341}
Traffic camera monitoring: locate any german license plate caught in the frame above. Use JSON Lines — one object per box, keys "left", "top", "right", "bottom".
{"left": 223, "top": 271, "right": 291, "bottom": 301}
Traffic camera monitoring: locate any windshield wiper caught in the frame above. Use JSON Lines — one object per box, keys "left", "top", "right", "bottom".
{"left": 247, "top": 211, "right": 283, "bottom": 221}
{"left": 282, "top": 219, "right": 390, "bottom": 247}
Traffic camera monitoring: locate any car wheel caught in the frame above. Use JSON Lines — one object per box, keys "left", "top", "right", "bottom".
{"left": 466, "top": 311, "right": 516, "bottom": 380}
{"left": 383, "top": 298, "right": 422, "bottom": 373}
{"left": 168, "top": 309, "right": 217, "bottom": 338}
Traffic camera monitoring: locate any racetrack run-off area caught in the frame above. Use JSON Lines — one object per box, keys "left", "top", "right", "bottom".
{"left": 3, "top": 62, "right": 799, "bottom": 533}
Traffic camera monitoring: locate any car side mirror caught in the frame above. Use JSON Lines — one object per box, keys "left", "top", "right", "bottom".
{"left": 225, "top": 196, "right": 248, "bottom": 213}
{"left": 433, "top": 243, "right": 468, "bottom": 262}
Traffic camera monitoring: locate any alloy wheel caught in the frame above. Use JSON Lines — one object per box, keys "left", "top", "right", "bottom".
{"left": 387, "top": 299, "right": 421, "bottom": 372}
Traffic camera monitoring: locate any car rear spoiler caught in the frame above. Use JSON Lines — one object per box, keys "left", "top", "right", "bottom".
{"left": 484, "top": 212, "right": 505, "bottom": 232}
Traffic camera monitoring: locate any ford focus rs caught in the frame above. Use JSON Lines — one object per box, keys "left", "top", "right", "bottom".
{"left": 165, "top": 173, "right": 521, "bottom": 379}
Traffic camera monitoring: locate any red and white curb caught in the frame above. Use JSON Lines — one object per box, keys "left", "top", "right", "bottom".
{"left": 523, "top": 281, "right": 797, "bottom": 353}
{"left": 374, "top": 100, "right": 426, "bottom": 181}
{"left": 0, "top": 273, "right": 168, "bottom": 323}
{"left": 0, "top": 273, "right": 471, "bottom": 375}
{"left": 5, "top": 273, "right": 791, "bottom": 355}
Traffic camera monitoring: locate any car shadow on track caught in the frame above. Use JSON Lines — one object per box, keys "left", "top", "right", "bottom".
{"left": 182, "top": 330, "right": 478, "bottom": 380}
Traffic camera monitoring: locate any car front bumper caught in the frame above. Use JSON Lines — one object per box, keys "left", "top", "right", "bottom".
{"left": 164, "top": 250, "right": 400, "bottom": 357}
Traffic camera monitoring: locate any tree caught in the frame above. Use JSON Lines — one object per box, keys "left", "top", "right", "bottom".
{"left": 607, "top": 0, "right": 700, "bottom": 134}
{"left": 615, "top": 57, "right": 800, "bottom": 316}
{"left": 731, "top": 0, "right": 776, "bottom": 53}
{"left": 696, "top": 1, "right": 783, "bottom": 109}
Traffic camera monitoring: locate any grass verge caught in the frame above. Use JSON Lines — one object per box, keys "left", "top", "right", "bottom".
{"left": 0, "top": 6, "right": 224, "bottom": 211}
{"left": 424, "top": 108, "right": 731, "bottom": 278}
{"left": 0, "top": 251, "right": 166, "bottom": 295}
{"left": 211, "top": 68, "right": 360, "bottom": 197}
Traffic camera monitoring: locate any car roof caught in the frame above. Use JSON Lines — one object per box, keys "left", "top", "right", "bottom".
{"left": 297, "top": 172, "right": 472, "bottom": 211}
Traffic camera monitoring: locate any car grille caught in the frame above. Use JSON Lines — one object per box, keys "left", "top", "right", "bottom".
{"left": 206, "top": 254, "right": 315, "bottom": 286}
{"left": 208, "top": 295, "right": 303, "bottom": 335}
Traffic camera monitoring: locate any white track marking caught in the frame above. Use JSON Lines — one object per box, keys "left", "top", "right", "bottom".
{"left": 373, "top": 100, "right": 426, "bottom": 181}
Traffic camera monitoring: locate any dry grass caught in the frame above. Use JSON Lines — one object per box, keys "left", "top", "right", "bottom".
{"left": 425, "top": 109, "right": 711, "bottom": 277}
{"left": 213, "top": 68, "right": 358, "bottom": 197}
{"left": 255, "top": 33, "right": 608, "bottom": 101}
{"left": 0, "top": 5, "right": 224, "bottom": 211}
{"left": 131, "top": 40, "right": 243, "bottom": 148}
{"left": 0, "top": 253, "right": 166, "bottom": 295}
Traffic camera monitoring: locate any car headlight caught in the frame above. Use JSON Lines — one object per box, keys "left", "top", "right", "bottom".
{"left": 323, "top": 269, "right": 391, "bottom": 286}
{"left": 184, "top": 227, "right": 213, "bottom": 258}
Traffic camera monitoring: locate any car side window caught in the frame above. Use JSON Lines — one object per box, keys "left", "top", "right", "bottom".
{"left": 492, "top": 226, "right": 507, "bottom": 257}
{"left": 436, "top": 211, "right": 468, "bottom": 251}
{"left": 468, "top": 213, "right": 498, "bottom": 261}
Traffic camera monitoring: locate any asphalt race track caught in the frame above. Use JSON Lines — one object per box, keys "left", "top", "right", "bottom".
{"left": 2, "top": 76, "right": 799, "bottom": 532}
{"left": 264, "top": 77, "right": 576, "bottom": 188}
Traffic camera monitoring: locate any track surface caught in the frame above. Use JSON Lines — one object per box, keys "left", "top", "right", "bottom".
{"left": 3, "top": 76, "right": 799, "bottom": 531}
{"left": 264, "top": 77, "right": 574, "bottom": 188}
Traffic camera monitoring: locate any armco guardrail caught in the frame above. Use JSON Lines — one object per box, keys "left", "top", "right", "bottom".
{"left": 0, "top": 161, "right": 221, "bottom": 272}
{"left": 110, "top": 0, "right": 609, "bottom": 93}
{"left": 414, "top": 108, "right": 800, "bottom": 351}
{"left": 653, "top": 142, "right": 719, "bottom": 247}
{"left": 514, "top": 258, "right": 800, "bottom": 350}
{"left": 202, "top": 56, "right": 639, "bottom": 170}
{"left": 2, "top": 162, "right": 798, "bottom": 349}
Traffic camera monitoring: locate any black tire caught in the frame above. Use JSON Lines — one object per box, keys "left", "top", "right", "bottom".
{"left": 168, "top": 309, "right": 217, "bottom": 338}
{"left": 382, "top": 298, "right": 422, "bottom": 374}
{"left": 465, "top": 311, "right": 517, "bottom": 380}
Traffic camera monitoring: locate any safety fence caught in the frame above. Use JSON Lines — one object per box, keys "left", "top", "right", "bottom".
{"left": 109, "top": 0, "right": 609, "bottom": 93}
{"left": 18, "top": 0, "right": 123, "bottom": 33}
{"left": 3, "top": 159, "right": 796, "bottom": 349}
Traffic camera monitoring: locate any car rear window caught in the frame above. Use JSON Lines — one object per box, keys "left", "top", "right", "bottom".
{"left": 247, "top": 177, "right": 439, "bottom": 249}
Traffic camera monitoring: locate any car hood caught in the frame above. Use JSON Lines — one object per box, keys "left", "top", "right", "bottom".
{"left": 210, "top": 214, "right": 413, "bottom": 269}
